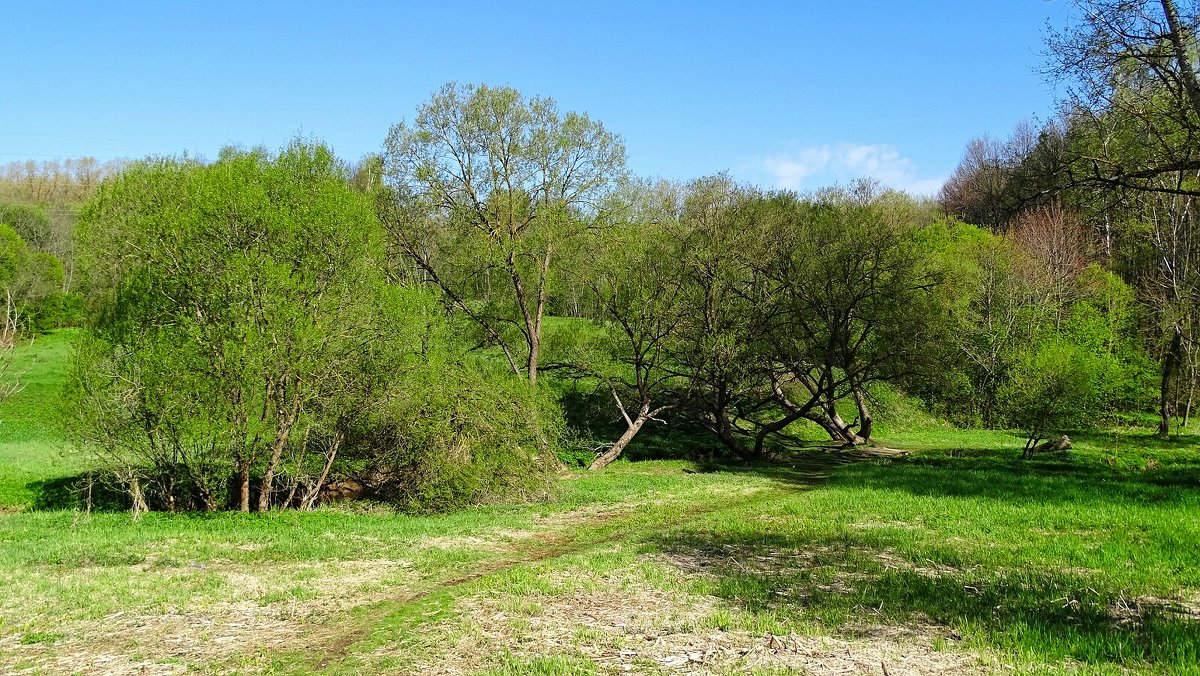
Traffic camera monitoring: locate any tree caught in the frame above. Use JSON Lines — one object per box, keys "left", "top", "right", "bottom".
{"left": 382, "top": 83, "right": 626, "bottom": 387}
{"left": 575, "top": 185, "right": 686, "bottom": 470}
{"left": 913, "top": 220, "right": 1048, "bottom": 425}
{"left": 0, "top": 202, "right": 51, "bottom": 250}
{"left": 72, "top": 142, "right": 389, "bottom": 512}
{"left": 749, "top": 185, "right": 945, "bottom": 449}
{"left": 1047, "top": 0, "right": 1200, "bottom": 196}
{"left": 661, "top": 176, "right": 764, "bottom": 458}
{"left": 1010, "top": 202, "right": 1094, "bottom": 314}
{"left": 1001, "top": 339, "right": 1099, "bottom": 458}
{"left": 648, "top": 179, "right": 946, "bottom": 457}
{"left": 1037, "top": 1, "right": 1200, "bottom": 436}
{"left": 940, "top": 121, "right": 1072, "bottom": 235}
{"left": 0, "top": 224, "right": 67, "bottom": 338}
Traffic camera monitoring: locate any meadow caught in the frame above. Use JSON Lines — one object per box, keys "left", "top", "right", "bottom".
{"left": 1, "top": 333, "right": 1198, "bottom": 675}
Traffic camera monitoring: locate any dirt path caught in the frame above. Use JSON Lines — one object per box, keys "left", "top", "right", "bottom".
{"left": 309, "top": 490, "right": 779, "bottom": 670}
{"left": 307, "top": 451, "right": 892, "bottom": 672}
{"left": 1, "top": 451, "right": 906, "bottom": 675}
{"left": 311, "top": 505, "right": 645, "bottom": 669}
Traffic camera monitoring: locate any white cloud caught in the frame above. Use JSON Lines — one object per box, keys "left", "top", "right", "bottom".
{"left": 749, "top": 143, "right": 944, "bottom": 197}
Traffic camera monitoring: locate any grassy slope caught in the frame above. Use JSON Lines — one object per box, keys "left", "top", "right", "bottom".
{"left": 0, "top": 330, "right": 82, "bottom": 509}
{"left": 1, "top": 335, "right": 1199, "bottom": 674}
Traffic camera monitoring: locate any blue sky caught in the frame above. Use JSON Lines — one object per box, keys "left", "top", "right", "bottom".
{"left": 2, "top": 1, "right": 1073, "bottom": 196}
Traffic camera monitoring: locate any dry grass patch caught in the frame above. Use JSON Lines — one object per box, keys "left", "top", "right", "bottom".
{"left": 532, "top": 484, "right": 768, "bottom": 531}
{"left": 1108, "top": 593, "right": 1200, "bottom": 627}
{"left": 370, "top": 557, "right": 983, "bottom": 675}
{"left": 0, "top": 558, "right": 417, "bottom": 674}
{"left": 656, "top": 543, "right": 962, "bottom": 581}
{"left": 415, "top": 529, "right": 539, "bottom": 553}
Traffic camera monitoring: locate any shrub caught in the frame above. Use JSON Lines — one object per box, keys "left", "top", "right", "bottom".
{"left": 999, "top": 339, "right": 1102, "bottom": 456}
{"left": 68, "top": 142, "right": 558, "bottom": 513}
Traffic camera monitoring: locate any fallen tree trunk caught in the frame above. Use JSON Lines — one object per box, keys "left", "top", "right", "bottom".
{"left": 1024, "top": 434, "right": 1071, "bottom": 458}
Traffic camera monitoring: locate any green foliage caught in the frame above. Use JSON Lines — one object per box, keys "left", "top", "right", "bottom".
{"left": 27, "top": 291, "right": 85, "bottom": 330}
{"left": 0, "top": 202, "right": 51, "bottom": 250}
{"left": 996, "top": 269, "right": 1155, "bottom": 445}
{"left": 999, "top": 338, "right": 1101, "bottom": 450}
{"left": 990, "top": 264, "right": 1149, "bottom": 448}
{"left": 70, "top": 143, "right": 390, "bottom": 510}
{"left": 382, "top": 82, "right": 626, "bottom": 386}
{"left": 1062, "top": 271, "right": 1158, "bottom": 416}
{"left": 69, "top": 141, "right": 555, "bottom": 512}
{"left": 908, "top": 219, "right": 1157, "bottom": 434}
{"left": 0, "top": 223, "right": 72, "bottom": 334}
{"left": 350, "top": 288, "right": 561, "bottom": 512}
{"left": 4, "top": 321, "right": 1200, "bottom": 672}
{"left": 371, "top": 359, "right": 561, "bottom": 512}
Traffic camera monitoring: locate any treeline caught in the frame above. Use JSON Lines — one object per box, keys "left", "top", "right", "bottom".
{"left": 51, "top": 89, "right": 1156, "bottom": 514}
{"left": 0, "top": 158, "right": 113, "bottom": 341}
{"left": 10, "top": 0, "right": 1197, "bottom": 513}
{"left": 939, "top": 0, "right": 1200, "bottom": 437}
{"left": 0, "top": 157, "right": 124, "bottom": 204}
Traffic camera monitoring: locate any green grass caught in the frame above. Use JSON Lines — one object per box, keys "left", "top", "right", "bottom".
{"left": 659, "top": 442, "right": 1200, "bottom": 671}
{"left": 0, "top": 330, "right": 83, "bottom": 509}
{"left": 1, "top": 331, "right": 1199, "bottom": 674}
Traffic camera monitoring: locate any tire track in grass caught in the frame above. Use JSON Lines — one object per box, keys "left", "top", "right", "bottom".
{"left": 309, "top": 453, "right": 877, "bottom": 672}
{"left": 312, "top": 505, "right": 646, "bottom": 670}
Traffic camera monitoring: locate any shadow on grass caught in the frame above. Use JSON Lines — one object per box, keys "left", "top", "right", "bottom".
{"left": 648, "top": 527, "right": 1200, "bottom": 668}
{"left": 27, "top": 473, "right": 128, "bottom": 511}
{"left": 711, "top": 434, "right": 1200, "bottom": 507}
{"left": 834, "top": 454, "right": 1198, "bottom": 506}
{"left": 1067, "top": 428, "right": 1200, "bottom": 452}
{"left": 640, "top": 439, "right": 1200, "bottom": 668}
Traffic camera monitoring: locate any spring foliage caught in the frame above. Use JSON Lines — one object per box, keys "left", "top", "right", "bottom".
{"left": 68, "top": 141, "right": 556, "bottom": 512}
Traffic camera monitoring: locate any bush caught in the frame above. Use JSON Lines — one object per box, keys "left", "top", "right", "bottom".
{"left": 0, "top": 202, "right": 51, "bottom": 250}
{"left": 999, "top": 339, "right": 1102, "bottom": 456}
{"left": 0, "top": 224, "right": 68, "bottom": 337}
{"left": 27, "top": 291, "right": 85, "bottom": 330}
{"left": 369, "top": 360, "right": 561, "bottom": 512}
{"left": 68, "top": 143, "right": 559, "bottom": 513}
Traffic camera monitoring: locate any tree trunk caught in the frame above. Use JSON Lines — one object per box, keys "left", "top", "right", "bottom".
{"left": 162, "top": 473, "right": 176, "bottom": 512}
{"left": 1159, "top": 326, "right": 1183, "bottom": 438}
{"left": 129, "top": 476, "right": 148, "bottom": 518}
{"left": 805, "top": 401, "right": 866, "bottom": 446}
{"left": 752, "top": 407, "right": 809, "bottom": 459}
{"left": 828, "top": 408, "right": 865, "bottom": 445}
{"left": 1031, "top": 435, "right": 1071, "bottom": 455}
{"left": 529, "top": 244, "right": 552, "bottom": 388}
{"left": 527, "top": 332, "right": 541, "bottom": 387}
{"left": 258, "top": 396, "right": 302, "bottom": 512}
{"left": 508, "top": 244, "right": 551, "bottom": 388}
{"left": 589, "top": 412, "right": 649, "bottom": 470}
{"left": 196, "top": 481, "right": 218, "bottom": 512}
{"left": 1161, "top": 0, "right": 1200, "bottom": 119}
{"left": 281, "top": 425, "right": 311, "bottom": 510}
{"left": 1185, "top": 367, "right": 1195, "bottom": 428}
{"left": 851, "top": 382, "right": 873, "bottom": 441}
{"left": 714, "top": 409, "right": 752, "bottom": 459}
{"left": 301, "top": 432, "right": 341, "bottom": 510}
{"left": 237, "top": 461, "right": 251, "bottom": 512}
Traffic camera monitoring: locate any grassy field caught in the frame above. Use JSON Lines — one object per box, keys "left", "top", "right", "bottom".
{"left": 0, "top": 330, "right": 81, "bottom": 510}
{"left": 1, "top": 335, "right": 1198, "bottom": 674}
